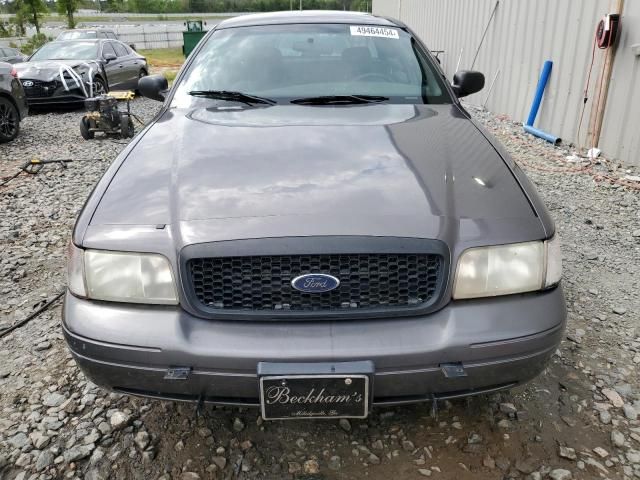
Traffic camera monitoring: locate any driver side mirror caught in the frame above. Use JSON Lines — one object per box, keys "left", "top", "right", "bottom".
{"left": 103, "top": 53, "right": 116, "bottom": 63}
{"left": 139, "top": 74, "right": 169, "bottom": 102}
{"left": 452, "top": 70, "right": 485, "bottom": 97}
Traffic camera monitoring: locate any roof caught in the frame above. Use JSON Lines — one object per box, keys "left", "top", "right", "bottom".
{"left": 217, "top": 10, "right": 398, "bottom": 29}
{"left": 60, "top": 28, "right": 115, "bottom": 32}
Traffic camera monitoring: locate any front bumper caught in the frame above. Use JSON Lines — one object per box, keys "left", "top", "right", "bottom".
{"left": 62, "top": 286, "right": 566, "bottom": 407}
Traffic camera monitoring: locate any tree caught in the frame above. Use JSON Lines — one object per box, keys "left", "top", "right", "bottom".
{"left": 57, "top": 0, "right": 78, "bottom": 29}
{"left": 22, "top": 0, "right": 47, "bottom": 34}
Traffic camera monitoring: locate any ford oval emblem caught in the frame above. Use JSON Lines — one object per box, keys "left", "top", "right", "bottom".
{"left": 291, "top": 274, "right": 340, "bottom": 293}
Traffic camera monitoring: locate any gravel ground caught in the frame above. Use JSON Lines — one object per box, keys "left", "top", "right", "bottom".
{"left": 0, "top": 99, "right": 639, "bottom": 480}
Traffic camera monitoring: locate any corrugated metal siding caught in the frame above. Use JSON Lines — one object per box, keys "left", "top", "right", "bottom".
{"left": 373, "top": 0, "right": 639, "bottom": 165}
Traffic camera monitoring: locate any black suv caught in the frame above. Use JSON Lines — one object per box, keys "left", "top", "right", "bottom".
{"left": 0, "top": 61, "right": 28, "bottom": 143}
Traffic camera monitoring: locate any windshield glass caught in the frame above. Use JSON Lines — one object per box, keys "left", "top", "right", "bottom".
{"left": 58, "top": 31, "right": 97, "bottom": 40}
{"left": 30, "top": 41, "right": 99, "bottom": 61}
{"left": 172, "top": 23, "right": 451, "bottom": 106}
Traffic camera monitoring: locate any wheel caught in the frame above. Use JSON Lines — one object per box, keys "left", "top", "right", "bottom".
{"left": 120, "top": 114, "right": 134, "bottom": 138}
{"left": 80, "top": 116, "right": 94, "bottom": 140}
{"left": 91, "top": 77, "right": 107, "bottom": 97}
{"left": 135, "top": 70, "right": 147, "bottom": 95}
{"left": 0, "top": 97, "right": 20, "bottom": 143}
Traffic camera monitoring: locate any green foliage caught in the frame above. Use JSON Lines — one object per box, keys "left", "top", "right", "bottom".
{"left": 19, "top": 32, "right": 51, "bottom": 54}
{"left": 21, "top": 0, "right": 48, "bottom": 34}
{"left": 57, "top": 0, "right": 79, "bottom": 28}
{"left": 92, "top": 0, "right": 369, "bottom": 15}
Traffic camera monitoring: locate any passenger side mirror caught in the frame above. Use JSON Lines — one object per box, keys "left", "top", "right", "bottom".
{"left": 103, "top": 53, "right": 116, "bottom": 63}
{"left": 452, "top": 70, "right": 485, "bottom": 97}
{"left": 139, "top": 74, "right": 169, "bottom": 102}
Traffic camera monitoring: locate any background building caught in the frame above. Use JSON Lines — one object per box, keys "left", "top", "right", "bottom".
{"left": 373, "top": 0, "right": 639, "bottom": 166}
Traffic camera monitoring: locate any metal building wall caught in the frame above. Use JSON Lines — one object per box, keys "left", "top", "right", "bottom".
{"left": 372, "top": 0, "right": 639, "bottom": 165}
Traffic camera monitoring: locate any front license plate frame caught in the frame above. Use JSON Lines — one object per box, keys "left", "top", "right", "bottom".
{"left": 260, "top": 374, "right": 369, "bottom": 420}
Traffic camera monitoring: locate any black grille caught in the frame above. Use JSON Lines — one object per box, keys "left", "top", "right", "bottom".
{"left": 22, "top": 79, "right": 58, "bottom": 98}
{"left": 188, "top": 254, "right": 442, "bottom": 313}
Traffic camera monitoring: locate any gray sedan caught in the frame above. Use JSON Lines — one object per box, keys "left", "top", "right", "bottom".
{"left": 0, "top": 61, "right": 28, "bottom": 142}
{"left": 64, "top": 11, "right": 566, "bottom": 420}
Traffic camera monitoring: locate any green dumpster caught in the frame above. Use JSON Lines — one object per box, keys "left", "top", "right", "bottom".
{"left": 182, "top": 20, "right": 207, "bottom": 57}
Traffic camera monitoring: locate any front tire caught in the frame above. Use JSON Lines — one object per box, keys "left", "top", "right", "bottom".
{"left": 92, "top": 77, "right": 107, "bottom": 97}
{"left": 80, "top": 116, "right": 94, "bottom": 140}
{"left": 0, "top": 97, "right": 20, "bottom": 143}
{"left": 135, "top": 70, "right": 147, "bottom": 95}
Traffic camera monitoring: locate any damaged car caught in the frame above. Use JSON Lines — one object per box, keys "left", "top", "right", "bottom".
{"left": 65, "top": 11, "right": 566, "bottom": 420}
{"left": 14, "top": 39, "right": 148, "bottom": 106}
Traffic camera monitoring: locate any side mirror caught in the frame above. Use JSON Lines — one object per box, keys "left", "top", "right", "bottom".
{"left": 139, "top": 74, "right": 169, "bottom": 102}
{"left": 452, "top": 70, "right": 485, "bottom": 97}
{"left": 103, "top": 53, "right": 116, "bottom": 63}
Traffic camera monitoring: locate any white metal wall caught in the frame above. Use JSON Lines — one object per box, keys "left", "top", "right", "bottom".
{"left": 373, "top": 0, "right": 639, "bottom": 165}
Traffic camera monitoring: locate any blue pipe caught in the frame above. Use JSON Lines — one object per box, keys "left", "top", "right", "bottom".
{"left": 523, "top": 124, "right": 561, "bottom": 145}
{"left": 526, "top": 60, "right": 553, "bottom": 126}
{"left": 523, "top": 60, "right": 561, "bottom": 144}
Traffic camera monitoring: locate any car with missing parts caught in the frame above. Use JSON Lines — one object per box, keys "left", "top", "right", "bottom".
{"left": 64, "top": 11, "right": 566, "bottom": 420}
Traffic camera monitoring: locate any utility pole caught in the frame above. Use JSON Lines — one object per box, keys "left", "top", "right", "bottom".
{"left": 299, "top": 0, "right": 302, "bottom": 11}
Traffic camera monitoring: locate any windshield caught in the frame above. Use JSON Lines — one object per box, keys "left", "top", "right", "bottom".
{"left": 58, "top": 31, "right": 97, "bottom": 40}
{"left": 172, "top": 23, "right": 451, "bottom": 106}
{"left": 30, "top": 41, "right": 99, "bottom": 61}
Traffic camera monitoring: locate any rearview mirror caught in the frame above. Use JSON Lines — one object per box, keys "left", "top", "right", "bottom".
{"left": 103, "top": 53, "right": 116, "bottom": 62}
{"left": 452, "top": 70, "right": 485, "bottom": 97}
{"left": 139, "top": 74, "right": 169, "bottom": 102}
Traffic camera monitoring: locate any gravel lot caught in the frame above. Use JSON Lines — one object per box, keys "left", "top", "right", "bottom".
{"left": 0, "top": 99, "right": 639, "bottom": 480}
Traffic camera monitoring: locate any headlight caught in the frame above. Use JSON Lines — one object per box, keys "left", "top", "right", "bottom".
{"left": 67, "top": 244, "right": 178, "bottom": 305}
{"left": 453, "top": 237, "right": 562, "bottom": 299}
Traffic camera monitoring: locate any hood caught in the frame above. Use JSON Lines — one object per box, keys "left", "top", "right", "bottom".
{"left": 14, "top": 60, "right": 95, "bottom": 81}
{"left": 86, "top": 104, "right": 545, "bottom": 251}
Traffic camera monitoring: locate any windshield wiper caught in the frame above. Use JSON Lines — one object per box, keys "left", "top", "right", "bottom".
{"left": 290, "top": 95, "right": 389, "bottom": 105}
{"left": 188, "top": 90, "right": 276, "bottom": 105}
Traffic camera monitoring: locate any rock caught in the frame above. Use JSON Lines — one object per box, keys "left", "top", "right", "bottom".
{"left": 611, "top": 430, "right": 625, "bottom": 447}
{"left": 233, "top": 417, "right": 245, "bottom": 432}
{"left": 612, "top": 306, "right": 627, "bottom": 315}
{"left": 97, "top": 421, "right": 111, "bottom": 435}
{"left": 515, "top": 459, "right": 536, "bottom": 474}
{"left": 468, "top": 433, "right": 483, "bottom": 444}
{"left": 29, "top": 432, "right": 50, "bottom": 449}
{"left": 42, "top": 392, "right": 66, "bottom": 407}
{"left": 602, "top": 388, "right": 624, "bottom": 407}
{"left": 180, "top": 473, "right": 200, "bottom": 480}
{"left": 34, "top": 340, "right": 51, "bottom": 351}
{"left": 402, "top": 440, "right": 415, "bottom": 451}
{"left": 499, "top": 403, "right": 517, "bottom": 414}
{"left": 175, "top": 440, "right": 184, "bottom": 451}
{"left": 483, "top": 455, "right": 496, "bottom": 469}
{"left": 240, "top": 440, "right": 253, "bottom": 451}
{"left": 109, "top": 411, "right": 131, "bottom": 430}
{"left": 418, "top": 468, "right": 432, "bottom": 477}
{"left": 497, "top": 419, "right": 511, "bottom": 429}
{"left": 134, "top": 431, "right": 150, "bottom": 450}
{"left": 211, "top": 456, "right": 226, "bottom": 469}
{"left": 626, "top": 450, "right": 640, "bottom": 463}
{"left": 8, "top": 432, "right": 30, "bottom": 449}
{"left": 593, "top": 447, "right": 608, "bottom": 458}
{"left": 288, "top": 462, "right": 301, "bottom": 474}
{"left": 368, "top": 453, "right": 381, "bottom": 465}
{"left": 558, "top": 446, "right": 577, "bottom": 460}
{"left": 197, "top": 427, "right": 212, "bottom": 438}
{"left": 35, "top": 450, "right": 54, "bottom": 471}
{"left": 623, "top": 404, "right": 637, "bottom": 420}
{"left": 339, "top": 418, "right": 352, "bottom": 432}
{"left": 328, "top": 455, "right": 341, "bottom": 470}
{"left": 371, "top": 439, "right": 384, "bottom": 451}
{"left": 15, "top": 453, "right": 31, "bottom": 468}
{"left": 64, "top": 443, "right": 95, "bottom": 463}
{"left": 528, "top": 473, "right": 542, "bottom": 480}
{"left": 303, "top": 459, "right": 320, "bottom": 474}
{"left": 295, "top": 438, "right": 306, "bottom": 449}
{"left": 548, "top": 469, "right": 572, "bottom": 480}
{"left": 599, "top": 410, "right": 612, "bottom": 424}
